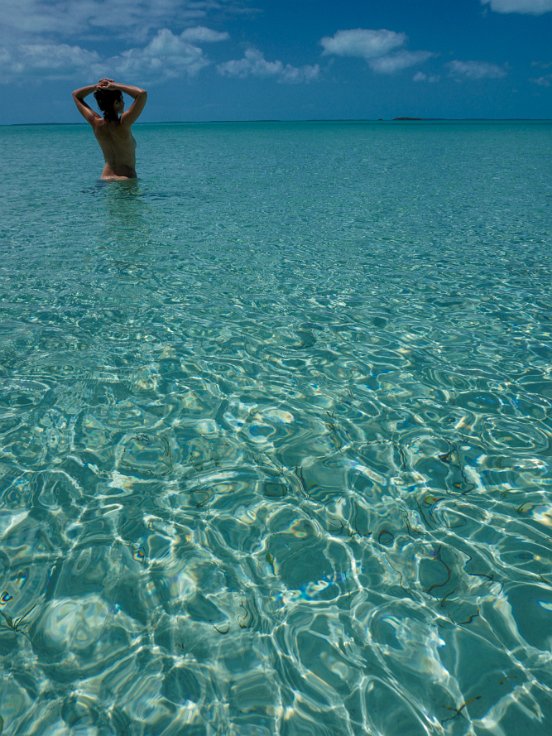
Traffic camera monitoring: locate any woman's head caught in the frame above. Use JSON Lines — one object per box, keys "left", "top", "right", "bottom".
{"left": 94, "top": 88, "right": 124, "bottom": 121}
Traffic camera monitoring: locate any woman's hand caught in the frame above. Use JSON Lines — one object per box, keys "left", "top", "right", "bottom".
{"left": 97, "top": 78, "right": 115, "bottom": 90}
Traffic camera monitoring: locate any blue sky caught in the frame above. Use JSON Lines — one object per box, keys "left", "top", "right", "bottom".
{"left": 1, "top": 0, "right": 551, "bottom": 123}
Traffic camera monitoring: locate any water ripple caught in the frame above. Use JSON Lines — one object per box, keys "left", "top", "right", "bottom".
{"left": 1, "top": 122, "right": 551, "bottom": 734}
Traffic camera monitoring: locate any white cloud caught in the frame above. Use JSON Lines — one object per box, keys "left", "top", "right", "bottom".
{"left": 369, "top": 50, "right": 433, "bottom": 74}
{"left": 413, "top": 71, "right": 440, "bottom": 83}
{"left": 481, "top": 0, "right": 552, "bottom": 14}
{"left": 3, "top": 1, "right": 191, "bottom": 36}
{"left": 320, "top": 29, "right": 405, "bottom": 60}
{"left": 320, "top": 28, "right": 432, "bottom": 75}
{"left": 218, "top": 48, "right": 320, "bottom": 83}
{"left": 0, "top": 42, "right": 100, "bottom": 80}
{"left": 0, "top": 26, "right": 229, "bottom": 83}
{"left": 180, "top": 26, "right": 229, "bottom": 43}
{"left": 531, "top": 74, "right": 552, "bottom": 85}
{"left": 1, "top": 1, "right": 241, "bottom": 41}
{"left": 448, "top": 60, "right": 507, "bottom": 79}
{"left": 95, "top": 29, "right": 214, "bottom": 80}
{"left": 0, "top": 1, "right": 237, "bottom": 84}
{"left": 19, "top": 43, "right": 100, "bottom": 70}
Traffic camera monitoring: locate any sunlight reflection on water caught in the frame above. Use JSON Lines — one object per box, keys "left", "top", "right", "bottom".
{"left": 0, "top": 121, "right": 551, "bottom": 735}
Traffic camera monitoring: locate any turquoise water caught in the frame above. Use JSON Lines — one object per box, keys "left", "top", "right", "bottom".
{"left": 0, "top": 121, "right": 551, "bottom": 735}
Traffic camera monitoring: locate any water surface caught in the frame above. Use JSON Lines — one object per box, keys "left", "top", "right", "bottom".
{"left": 0, "top": 121, "right": 551, "bottom": 735}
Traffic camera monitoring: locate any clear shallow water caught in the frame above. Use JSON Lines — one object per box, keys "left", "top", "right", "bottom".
{"left": 0, "top": 120, "right": 551, "bottom": 735}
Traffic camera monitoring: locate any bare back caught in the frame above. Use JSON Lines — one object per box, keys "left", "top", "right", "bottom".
{"left": 72, "top": 80, "right": 147, "bottom": 181}
{"left": 93, "top": 119, "right": 137, "bottom": 179}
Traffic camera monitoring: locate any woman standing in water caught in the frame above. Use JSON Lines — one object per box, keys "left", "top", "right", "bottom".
{"left": 72, "top": 79, "right": 147, "bottom": 180}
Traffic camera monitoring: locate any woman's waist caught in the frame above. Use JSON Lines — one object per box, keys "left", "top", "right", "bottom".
{"left": 102, "top": 161, "right": 136, "bottom": 176}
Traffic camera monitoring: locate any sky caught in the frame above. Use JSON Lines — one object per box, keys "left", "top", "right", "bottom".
{"left": 0, "top": 0, "right": 551, "bottom": 123}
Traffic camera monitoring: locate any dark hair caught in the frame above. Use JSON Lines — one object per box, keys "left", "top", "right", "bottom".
{"left": 94, "top": 89, "right": 123, "bottom": 122}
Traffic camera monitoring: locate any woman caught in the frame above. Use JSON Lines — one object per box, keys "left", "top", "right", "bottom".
{"left": 72, "top": 79, "right": 147, "bottom": 180}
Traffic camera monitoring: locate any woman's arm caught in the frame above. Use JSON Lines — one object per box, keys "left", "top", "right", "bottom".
{"left": 104, "top": 82, "right": 146, "bottom": 99}
{"left": 100, "top": 81, "right": 148, "bottom": 125}
{"left": 72, "top": 84, "right": 101, "bottom": 125}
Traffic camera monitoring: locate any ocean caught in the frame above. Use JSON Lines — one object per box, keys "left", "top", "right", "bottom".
{"left": 0, "top": 121, "right": 551, "bottom": 735}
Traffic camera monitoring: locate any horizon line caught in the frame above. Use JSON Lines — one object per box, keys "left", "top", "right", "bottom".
{"left": 2, "top": 117, "right": 552, "bottom": 127}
